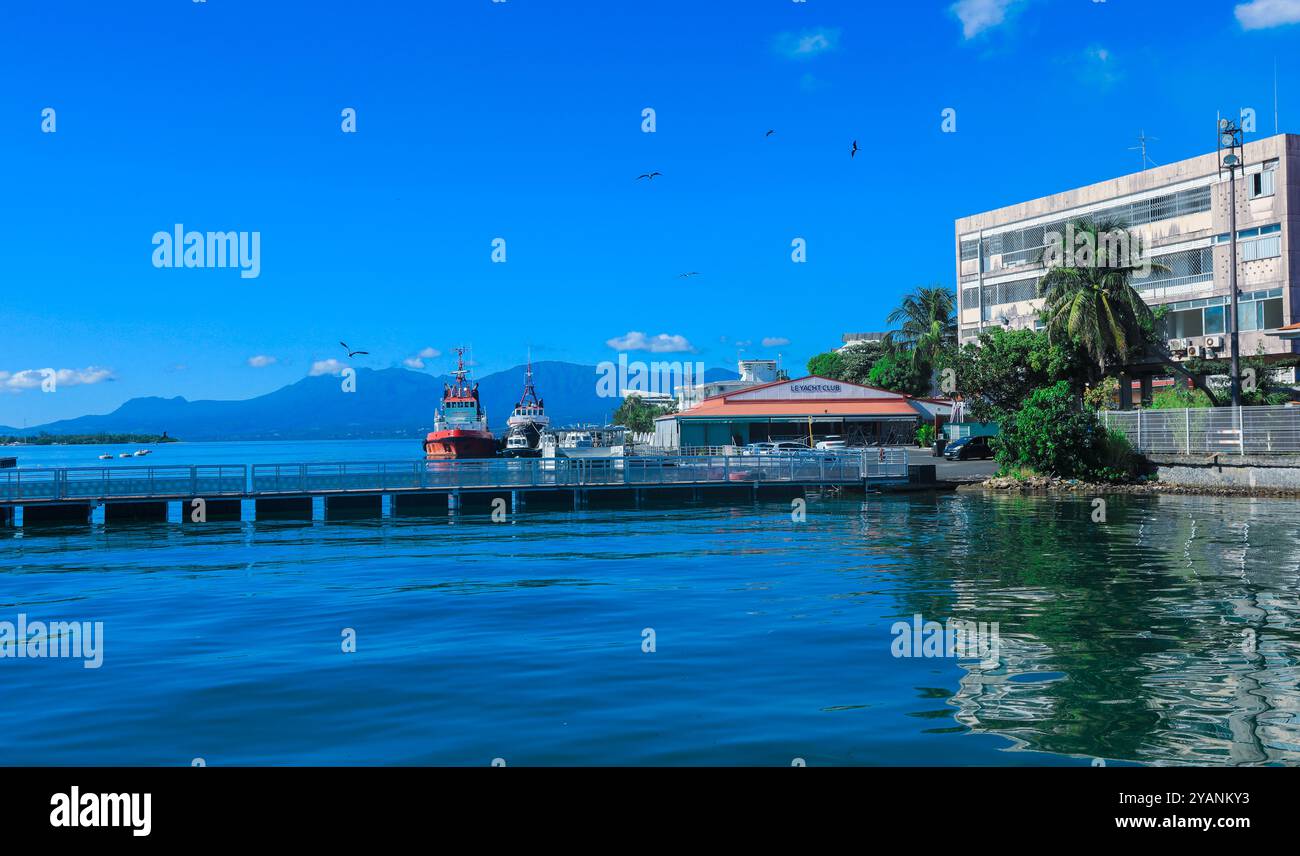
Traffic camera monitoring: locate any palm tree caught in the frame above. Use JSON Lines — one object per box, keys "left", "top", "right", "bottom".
{"left": 1037, "top": 218, "right": 1221, "bottom": 406}
{"left": 884, "top": 285, "right": 957, "bottom": 377}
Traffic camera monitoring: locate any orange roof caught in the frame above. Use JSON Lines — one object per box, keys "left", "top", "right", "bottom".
{"left": 673, "top": 399, "right": 919, "bottom": 418}
{"left": 701, "top": 374, "right": 906, "bottom": 403}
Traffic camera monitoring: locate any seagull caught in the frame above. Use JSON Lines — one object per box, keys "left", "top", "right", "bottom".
{"left": 678, "top": 272, "right": 701, "bottom": 278}
{"left": 340, "top": 341, "right": 369, "bottom": 358}
{"left": 637, "top": 171, "right": 662, "bottom": 181}
{"left": 850, "top": 140, "right": 860, "bottom": 158}
{"left": 765, "top": 130, "right": 775, "bottom": 137}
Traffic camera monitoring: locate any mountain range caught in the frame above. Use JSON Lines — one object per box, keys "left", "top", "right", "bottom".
{"left": 0, "top": 362, "right": 737, "bottom": 441}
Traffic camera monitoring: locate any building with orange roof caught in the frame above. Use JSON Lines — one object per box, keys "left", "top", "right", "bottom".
{"left": 653, "top": 375, "right": 951, "bottom": 449}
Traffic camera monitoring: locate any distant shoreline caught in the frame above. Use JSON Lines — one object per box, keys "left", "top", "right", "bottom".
{"left": 0, "top": 433, "right": 178, "bottom": 447}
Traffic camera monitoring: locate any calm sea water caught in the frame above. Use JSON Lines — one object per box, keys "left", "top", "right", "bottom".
{"left": 3, "top": 441, "right": 1299, "bottom": 766}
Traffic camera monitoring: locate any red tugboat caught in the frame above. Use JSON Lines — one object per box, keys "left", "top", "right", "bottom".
{"left": 424, "top": 348, "right": 497, "bottom": 459}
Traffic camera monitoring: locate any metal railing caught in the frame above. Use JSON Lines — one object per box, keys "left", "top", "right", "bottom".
{"left": 0, "top": 465, "right": 247, "bottom": 503}
{"left": 0, "top": 451, "right": 910, "bottom": 504}
{"left": 1103, "top": 405, "right": 1300, "bottom": 455}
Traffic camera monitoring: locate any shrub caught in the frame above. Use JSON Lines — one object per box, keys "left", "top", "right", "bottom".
{"left": 1091, "top": 428, "right": 1137, "bottom": 482}
{"left": 915, "top": 424, "right": 936, "bottom": 447}
{"left": 1083, "top": 377, "right": 1119, "bottom": 411}
{"left": 994, "top": 381, "right": 1131, "bottom": 480}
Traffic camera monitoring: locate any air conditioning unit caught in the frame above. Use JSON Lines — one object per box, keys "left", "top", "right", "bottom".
{"left": 1187, "top": 345, "right": 1202, "bottom": 358}
{"left": 1167, "top": 338, "right": 1186, "bottom": 352}
{"left": 1204, "top": 336, "right": 1221, "bottom": 349}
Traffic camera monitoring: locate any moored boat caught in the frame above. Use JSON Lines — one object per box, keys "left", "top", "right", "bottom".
{"left": 424, "top": 348, "right": 497, "bottom": 460}
{"left": 541, "top": 425, "right": 628, "bottom": 460}
{"left": 502, "top": 359, "right": 550, "bottom": 458}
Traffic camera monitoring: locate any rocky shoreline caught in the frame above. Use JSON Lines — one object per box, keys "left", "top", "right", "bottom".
{"left": 965, "top": 475, "right": 1300, "bottom": 498}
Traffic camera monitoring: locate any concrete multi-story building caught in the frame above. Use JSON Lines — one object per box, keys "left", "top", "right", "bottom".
{"left": 955, "top": 132, "right": 1297, "bottom": 366}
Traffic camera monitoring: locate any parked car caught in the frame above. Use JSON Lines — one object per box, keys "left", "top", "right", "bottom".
{"left": 741, "top": 442, "right": 776, "bottom": 456}
{"left": 943, "top": 435, "right": 995, "bottom": 461}
{"left": 815, "top": 435, "right": 847, "bottom": 451}
{"left": 769, "top": 441, "right": 812, "bottom": 455}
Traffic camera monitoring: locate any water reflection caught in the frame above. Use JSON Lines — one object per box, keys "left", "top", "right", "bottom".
{"left": 888, "top": 492, "right": 1300, "bottom": 765}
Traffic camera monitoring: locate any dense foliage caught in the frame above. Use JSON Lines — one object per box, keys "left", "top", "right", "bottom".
{"left": 806, "top": 351, "right": 845, "bottom": 379}
{"left": 952, "top": 328, "right": 1083, "bottom": 422}
{"left": 867, "top": 353, "right": 929, "bottom": 396}
{"left": 994, "top": 381, "right": 1133, "bottom": 481}
{"left": 612, "top": 396, "right": 676, "bottom": 433}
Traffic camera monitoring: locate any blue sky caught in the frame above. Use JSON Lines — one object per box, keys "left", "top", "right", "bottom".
{"left": 1, "top": 0, "right": 1298, "bottom": 426}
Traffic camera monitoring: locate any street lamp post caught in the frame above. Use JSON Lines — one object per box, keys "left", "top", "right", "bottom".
{"left": 1218, "top": 118, "right": 1244, "bottom": 407}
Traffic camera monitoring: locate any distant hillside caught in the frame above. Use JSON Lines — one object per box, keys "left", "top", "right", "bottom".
{"left": 7, "top": 362, "right": 737, "bottom": 441}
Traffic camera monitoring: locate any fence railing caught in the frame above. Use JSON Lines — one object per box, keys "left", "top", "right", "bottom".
{"left": 0, "top": 465, "right": 248, "bottom": 503}
{"left": 1102, "top": 405, "right": 1300, "bottom": 455}
{"left": 0, "top": 451, "right": 910, "bottom": 503}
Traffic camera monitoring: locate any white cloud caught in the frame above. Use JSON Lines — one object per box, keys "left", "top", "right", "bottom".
{"left": 1079, "top": 45, "right": 1122, "bottom": 87}
{"left": 952, "top": 0, "right": 1023, "bottom": 39}
{"left": 247, "top": 354, "right": 277, "bottom": 368}
{"left": 2, "top": 366, "right": 113, "bottom": 391}
{"left": 1236, "top": 0, "right": 1300, "bottom": 29}
{"left": 605, "top": 331, "right": 697, "bottom": 354}
{"left": 402, "top": 347, "right": 442, "bottom": 369}
{"left": 762, "top": 337, "right": 791, "bottom": 348}
{"left": 773, "top": 27, "right": 841, "bottom": 59}
{"left": 309, "top": 358, "right": 346, "bottom": 376}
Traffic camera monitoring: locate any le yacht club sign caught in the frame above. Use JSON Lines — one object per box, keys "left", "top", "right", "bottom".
{"left": 788, "top": 381, "right": 843, "bottom": 394}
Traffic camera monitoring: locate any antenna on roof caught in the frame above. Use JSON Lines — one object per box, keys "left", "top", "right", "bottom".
{"left": 1128, "top": 130, "right": 1159, "bottom": 170}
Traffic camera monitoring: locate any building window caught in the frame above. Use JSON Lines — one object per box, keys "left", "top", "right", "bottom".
{"left": 977, "top": 185, "right": 1213, "bottom": 271}
{"left": 1238, "top": 291, "right": 1284, "bottom": 332}
{"left": 1241, "top": 235, "right": 1281, "bottom": 261}
{"left": 1165, "top": 308, "right": 1205, "bottom": 339}
{"left": 1204, "top": 305, "right": 1225, "bottom": 335}
{"left": 1250, "top": 160, "right": 1278, "bottom": 199}
{"left": 1161, "top": 289, "right": 1282, "bottom": 338}
{"left": 1132, "top": 246, "right": 1213, "bottom": 291}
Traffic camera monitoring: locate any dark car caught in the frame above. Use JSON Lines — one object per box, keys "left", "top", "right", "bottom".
{"left": 944, "top": 435, "right": 995, "bottom": 461}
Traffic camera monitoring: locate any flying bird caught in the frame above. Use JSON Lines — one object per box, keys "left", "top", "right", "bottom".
{"left": 637, "top": 171, "right": 662, "bottom": 180}
{"left": 678, "top": 272, "right": 701, "bottom": 278}
{"left": 340, "top": 341, "right": 369, "bottom": 358}
{"left": 765, "top": 130, "right": 775, "bottom": 137}
{"left": 850, "top": 140, "right": 860, "bottom": 158}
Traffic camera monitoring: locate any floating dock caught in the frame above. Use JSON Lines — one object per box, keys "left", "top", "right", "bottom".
{"left": 0, "top": 452, "right": 910, "bottom": 526}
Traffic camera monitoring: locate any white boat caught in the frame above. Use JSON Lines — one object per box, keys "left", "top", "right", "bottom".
{"left": 118, "top": 452, "right": 132, "bottom": 458}
{"left": 542, "top": 426, "right": 628, "bottom": 460}
{"left": 503, "top": 360, "right": 550, "bottom": 458}
{"left": 133, "top": 449, "right": 152, "bottom": 456}
{"left": 98, "top": 454, "right": 113, "bottom": 460}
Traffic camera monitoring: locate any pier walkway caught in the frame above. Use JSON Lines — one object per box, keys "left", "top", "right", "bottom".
{"left": 0, "top": 451, "right": 909, "bottom": 526}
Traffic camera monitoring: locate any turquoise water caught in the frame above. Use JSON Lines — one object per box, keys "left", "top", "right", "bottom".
{"left": 3, "top": 442, "right": 1299, "bottom": 765}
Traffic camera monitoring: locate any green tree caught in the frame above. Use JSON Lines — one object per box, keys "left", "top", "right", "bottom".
{"left": 867, "top": 352, "right": 928, "bottom": 396}
{"left": 1037, "top": 218, "right": 1220, "bottom": 405}
{"left": 838, "top": 340, "right": 886, "bottom": 385}
{"left": 613, "top": 396, "right": 676, "bottom": 433}
{"left": 806, "top": 351, "right": 845, "bottom": 379}
{"left": 994, "top": 381, "right": 1131, "bottom": 480}
{"left": 952, "top": 328, "right": 1083, "bottom": 422}
{"left": 884, "top": 285, "right": 957, "bottom": 383}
